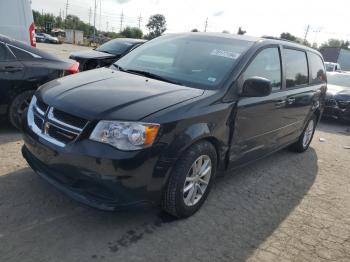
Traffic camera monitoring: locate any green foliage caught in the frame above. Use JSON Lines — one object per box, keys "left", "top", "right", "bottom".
{"left": 145, "top": 14, "right": 166, "bottom": 39}
{"left": 280, "top": 32, "right": 311, "bottom": 47}
{"left": 33, "top": 10, "right": 97, "bottom": 36}
{"left": 237, "top": 27, "right": 246, "bottom": 35}
{"left": 191, "top": 29, "right": 199, "bottom": 32}
{"left": 320, "top": 39, "right": 350, "bottom": 50}
{"left": 120, "top": 27, "right": 143, "bottom": 39}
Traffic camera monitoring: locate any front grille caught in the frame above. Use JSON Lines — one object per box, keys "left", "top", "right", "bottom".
{"left": 28, "top": 97, "right": 89, "bottom": 147}
{"left": 325, "top": 99, "right": 337, "bottom": 107}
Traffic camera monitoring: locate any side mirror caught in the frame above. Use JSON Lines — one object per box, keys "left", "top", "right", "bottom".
{"left": 240, "top": 77, "right": 272, "bottom": 97}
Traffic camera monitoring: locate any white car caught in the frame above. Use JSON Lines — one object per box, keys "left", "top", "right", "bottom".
{"left": 325, "top": 62, "right": 341, "bottom": 72}
{"left": 0, "top": 0, "right": 36, "bottom": 47}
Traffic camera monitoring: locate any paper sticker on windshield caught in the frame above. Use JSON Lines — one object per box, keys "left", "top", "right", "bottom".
{"left": 210, "top": 49, "right": 240, "bottom": 59}
{"left": 208, "top": 77, "right": 217, "bottom": 82}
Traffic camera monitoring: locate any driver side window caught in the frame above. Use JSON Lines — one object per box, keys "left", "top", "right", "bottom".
{"left": 243, "top": 47, "right": 282, "bottom": 91}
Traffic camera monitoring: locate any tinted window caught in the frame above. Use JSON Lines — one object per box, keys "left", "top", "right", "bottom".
{"left": 9, "top": 46, "right": 34, "bottom": 60}
{"left": 116, "top": 34, "right": 254, "bottom": 89}
{"left": 96, "top": 40, "right": 134, "bottom": 55}
{"left": 309, "top": 53, "right": 326, "bottom": 84}
{"left": 285, "top": 49, "right": 308, "bottom": 88}
{"left": 243, "top": 47, "right": 281, "bottom": 91}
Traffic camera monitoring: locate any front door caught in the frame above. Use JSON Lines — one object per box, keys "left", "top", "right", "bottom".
{"left": 229, "top": 46, "right": 289, "bottom": 167}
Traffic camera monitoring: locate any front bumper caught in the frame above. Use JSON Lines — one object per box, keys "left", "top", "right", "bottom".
{"left": 22, "top": 130, "right": 171, "bottom": 210}
{"left": 323, "top": 105, "right": 350, "bottom": 122}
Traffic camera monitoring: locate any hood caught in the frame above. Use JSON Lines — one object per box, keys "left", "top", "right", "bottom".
{"left": 327, "top": 84, "right": 350, "bottom": 98}
{"left": 37, "top": 68, "right": 204, "bottom": 121}
{"left": 70, "top": 50, "right": 116, "bottom": 59}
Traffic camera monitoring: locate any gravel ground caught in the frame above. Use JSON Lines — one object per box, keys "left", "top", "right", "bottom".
{"left": 0, "top": 120, "right": 349, "bottom": 262}
{"left": 36, "top": 43, "right": 91, "bottom": 60}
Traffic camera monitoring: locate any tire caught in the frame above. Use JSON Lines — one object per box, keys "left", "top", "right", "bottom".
{"left": 162, "top": 141, "right": 217, "bottom": 218}
{"left": 290, "top": 114, "right": 317, "bottom": 153}
{"left": 8, "top": 90, "right": 35, "bottom": 130}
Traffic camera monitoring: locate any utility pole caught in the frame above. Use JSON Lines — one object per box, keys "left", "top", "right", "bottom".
{"left": 99, "top": 0, "right": 102, "bottom": 32}
{"left": 204, "top": 17, "right": 208, "bottom": 32}
{"left": 59, "top": 8, "right": 62, "bottom": 19}
{"left": 119, "top": 11, "right": 124, "bottom": 32}
{"left": 313, "top": 27, "right": 321, "bottom": 44}
{"left": 138, "top": 14, "right": 142, "bottom": 29}
{"left": 106, "top": 21, "right": 109, "bottom": 32}
{"left": 303, "top": 24, "right": 310, "bottom": 44}
{"left": 88, "top": 7, "right": 92, "bottom": 26}
{"left": 65, "top": 0, "right": 69, "bottom": 19}
{"left": 93, "top": 0, "right": 97, "bottom": 39}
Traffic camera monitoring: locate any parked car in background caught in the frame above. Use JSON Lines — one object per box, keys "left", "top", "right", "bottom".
{"left": 69, "top": 38, "right": 146, "bottom": 71}
{"left": 325, "top": 62, "right": 341, "bottom": 72}
{"left": 22, "top": 33, "right": 326, "bottom": 218}
{"left": 0, "top": 34, "right": 79, "bottom": 129}
{"left": 324, "top": 72, "right": 350, "bottom": 122}
{"left": 35, "top": 33, "right": 59, "bottom": 44}
{"left": 0, "top": 0, "right": 36, "bottom": 47}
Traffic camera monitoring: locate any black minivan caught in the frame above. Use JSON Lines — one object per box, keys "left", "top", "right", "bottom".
{"left": 22, "top": 33, "right": 326, "bottom": 218}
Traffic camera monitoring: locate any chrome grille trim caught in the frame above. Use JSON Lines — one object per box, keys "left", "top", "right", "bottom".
{"left": 27, "top": 96, "right": 88, "bottom": 147}
{"left": 47, "top": 107, "right": 84, "bottom": 133}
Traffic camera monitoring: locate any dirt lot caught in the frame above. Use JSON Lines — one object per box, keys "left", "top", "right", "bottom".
{"left": 36, "top": 43, "right": 91, "bottom": 60}
{"left": 1, "top": 44, "right": 350, "bottom": 261}
{"left": 0, "top": 119, "right": 350, "bottom": 262}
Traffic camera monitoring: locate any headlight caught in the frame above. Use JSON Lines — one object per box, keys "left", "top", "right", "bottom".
{"left": 90, "top": 121, "right": 160, "bottom": 151}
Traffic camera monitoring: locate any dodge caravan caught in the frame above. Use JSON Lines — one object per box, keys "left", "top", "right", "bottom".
{"left": 22, "top": 33, "right": 326, "bottom": 218}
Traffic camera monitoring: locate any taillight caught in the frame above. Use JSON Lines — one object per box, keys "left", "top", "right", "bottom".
{"left": 65, "top": 62, "right": 80, "bottom": 75}
{"left": 29, "top": 23, "right": 36, "bottom": 47}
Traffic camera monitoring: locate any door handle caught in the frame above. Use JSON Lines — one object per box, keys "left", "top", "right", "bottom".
{"left": 275, "top": 100, "right": 286, "bottom": 107}
{"left": 0, "top": 66, "right": 23, "bottom": 73}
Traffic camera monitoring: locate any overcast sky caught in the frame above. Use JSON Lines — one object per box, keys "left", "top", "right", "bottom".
{"left": 31, "top": 0, "right": 350, "bottom": 45}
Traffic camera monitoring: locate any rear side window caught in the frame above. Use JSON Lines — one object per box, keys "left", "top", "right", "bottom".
{"left": 243, "top": 47, "right": 282, "bottom": 91}
{"left": 0, "top": 44, "right": 8, "bottom": 61}
{"left": 309, "top": 53, "right": 326, "bottom": 84}
{"left": 284, "top": 49, "right": 309, "bottom": 88}
{"left": 8, "top": 46, "right": 35, "bottom": 60}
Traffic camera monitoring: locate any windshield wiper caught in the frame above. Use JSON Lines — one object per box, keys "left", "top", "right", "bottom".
{"left": 121, "top": 69, "right": 184, "bottom": 86}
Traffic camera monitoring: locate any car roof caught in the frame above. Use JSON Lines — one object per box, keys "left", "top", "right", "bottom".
{"left": 109, "top": 38, "right": 147, "bottom": 44}
{"left": 166, "top": 32, "right": 322, "bottom": 56}
{"left": 0, "top": 34, "right": 63, "bottom": 61}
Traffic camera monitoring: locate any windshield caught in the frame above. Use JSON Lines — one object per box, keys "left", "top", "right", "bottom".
{"left": 327, "top": 73, "right": 350, "bottom": 88}
{"left": 96, "top": 39, "right": 134, "bottom": 55}
{"left": 325, "top": 63, "right": 335, "bottom": 72}
{"left": 115, "top": 34, "right": 254, "bottom": 89}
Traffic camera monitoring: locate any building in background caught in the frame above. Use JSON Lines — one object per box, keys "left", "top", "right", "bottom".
{"left": 320, "top": 47, "right": 350, "bottom": 71}
{"left": 65, "top": 29, "right": 83, "bottom": 45}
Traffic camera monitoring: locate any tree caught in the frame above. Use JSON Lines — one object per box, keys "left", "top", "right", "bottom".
{"left": 191, "top": 28, "right": 199, "bottom": 32}
{"left": 145, "top": 14, "right": 166, "bottom": 39}
{"left": 320, "top": 39, "right": 350, "bottom": 50}
{"left": 120, "top": 27, "right": 143, "bottom": 39}
{"left": 222, "top": 30, "right": 230, "bottom": 34}
{"left": 280, "top": 32, "right": 311, "bottom": 47}
{"left": 237, "top": 27, "right": 246, "bottom": 35}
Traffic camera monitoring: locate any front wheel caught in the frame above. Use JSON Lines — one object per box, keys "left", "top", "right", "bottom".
{"left": 162, "top": 141, "right": 217, "bottom": 218}
{"left": 290, "top": 115, "right": 317, "bottom": 153}
{"left": 8, "top": 90, "right": 35, "bottom": 130}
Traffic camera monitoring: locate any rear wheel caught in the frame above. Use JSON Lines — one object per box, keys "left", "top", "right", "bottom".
{"left": 8, "top": 90, "right": 34, "bottom": 130}
{"left": 290, "top": 114, "right": 317, "bottom": 153}
{"left": 162, "top": 141, "right": 217, "bottom": 218}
